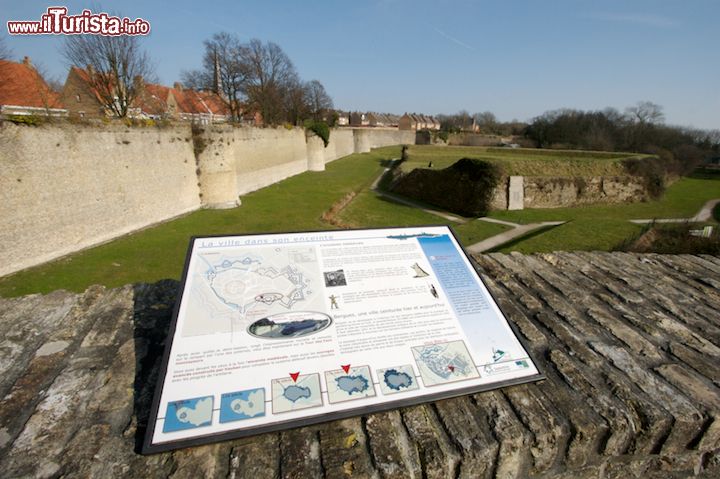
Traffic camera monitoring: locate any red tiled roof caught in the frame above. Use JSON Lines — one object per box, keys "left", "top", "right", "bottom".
{"left": 134, "top": 83, "right": 171, "bottom": 116}
{"left": 196, "top": 90, "right": 230, "bottom": 116}
{"left": 130, "top": 80, "right": 230, "bottom": 118}
{"left": 0, "top": 59, "right": 63, "bottom": 109}
{"left": 172, "top": 88, "right": 208, "bottom": 115}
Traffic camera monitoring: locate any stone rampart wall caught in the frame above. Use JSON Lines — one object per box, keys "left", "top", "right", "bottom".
{"left": 0, "top": 123, "right": 413, "bottom": 276}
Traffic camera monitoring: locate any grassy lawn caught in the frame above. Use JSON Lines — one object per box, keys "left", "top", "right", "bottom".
{"left": 337, "top": 191, "right": 510, "bottom": 244}
{"left": 0, "top": 147, "right": 398, "bottom": 297}
{"left": 401, "top": 145, "right": 638, "bottom": 176}
{"left": 493, "top": 220, "right": 644, "bottom": 253}
{"left": 336, "top": 191, "right": 445, "bottom": 228}
{"left": 489, "top": 175, "right": 720, "bottom": 224}
{"left": 452, "top": 220, "right": 512, "bottom": 246}
{"left": 490, "top": 174, "right": 720, "bottom": 253}
{"left": 2, "top": 144, "right": 717, "bottom": 297}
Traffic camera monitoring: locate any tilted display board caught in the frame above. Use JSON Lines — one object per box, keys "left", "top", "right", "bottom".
{"left": 142, "top": 226, "right": 543, "bottom": 453}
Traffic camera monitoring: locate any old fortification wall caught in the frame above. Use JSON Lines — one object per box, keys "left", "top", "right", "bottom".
{"left": 447, "top": 133, "right": 504, "bottom": 146}
{"left": 195, "top": 126, "right": 413, "bottom": 208}
{"left": 491, "top": 176, "right": 648, "bottom": 209}
{"left": 0, "top": 123, "right": 412, "bottom": 276}
{"left": 0, "top": 122, "right": 201, "bottom": 277}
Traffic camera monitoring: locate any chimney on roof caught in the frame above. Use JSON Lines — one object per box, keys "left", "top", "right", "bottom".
{"left": 174, "top": 82, "right": 183, "bottom": 91}
{"left": 86, "top": 65, "right": 95, "bottom": 76}
{"left": 134, "top": 75, "right": 144, "bottom": 90}
{"left": 23, "top": 56, "right": 31, "bottom": 67}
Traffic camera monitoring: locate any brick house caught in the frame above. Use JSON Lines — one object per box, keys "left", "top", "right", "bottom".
{"left": 64, "top": 68, "right": 231, "bottom": 123}
{"left": 349, "top": 111, "right": 369, "bottom": 126}
{"left": 0, "top": 57, "right": 66, "bottom": 116}
{"left": 133, "top": 81, "right": 230, "bottom": 123}
{"left": 399, "top": 112, "right": 440, "bottom": 131}
{"left": 398, "top": 113, "right": 417, "bottom": 131}
{"left": 60, "top": 66, "right": 111, "bottom": 118}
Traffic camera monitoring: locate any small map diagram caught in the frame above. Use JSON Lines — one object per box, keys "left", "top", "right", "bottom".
{"left": 163, "top": 396, "right": 213, "bottom": 433}
{"left": 271, "top": 374, "right": 323, "bottom": 413}
{"left": 325, "top": 366, "right": 376, "bottom": 404}
{"left": 209, "top": 258, "right": 309, "bottom": 314}
{"left": 412, "top": 340, "right": 480, "bottom": 386}
{"left": 219, "top": 388, "right": 265, "bottom": 423}
{"left": 183, "top": 248, "right": 324, "bottom": 337}
{"left": 377, "top": 365, "right": 419, "bottom": 395}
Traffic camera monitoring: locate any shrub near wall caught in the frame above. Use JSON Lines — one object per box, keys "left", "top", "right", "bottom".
{"left": 390, "top": 158, "right": 501, "bottom": 216}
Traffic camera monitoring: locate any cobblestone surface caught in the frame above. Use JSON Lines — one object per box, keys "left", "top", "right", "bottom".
{"left": 0, "top": 253, "right": 718, "bottom": 478}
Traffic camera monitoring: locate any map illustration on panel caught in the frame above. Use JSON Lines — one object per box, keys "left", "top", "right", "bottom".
{"left": 183, "top": 247, "right": 324, "bottom": 338}
{"left": 412, "top": 340, "right": 480, "bottom": 386}
{"left": 377, "top": 365, "right": 419, "bottom": 395}
{"left": 271, "top": 374, "right": 323, "bottom": 413}
{"left": 219, "top": 388, "right": 265, "bottom": 423}
{"left": 247, "top": 311, "right": 332, "bottom": 339}
{"left": 325, "top": 366, "right": 376, "bottom": 404}
{"left": 163, "top": 396, "right": 214, "bottom": 433}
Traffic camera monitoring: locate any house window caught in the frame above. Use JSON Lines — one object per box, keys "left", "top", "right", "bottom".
{"left": 75, "top": 94, "right": 81, "bottom": 102}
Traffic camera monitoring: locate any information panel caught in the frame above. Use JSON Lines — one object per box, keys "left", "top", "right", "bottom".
{"left": 143, "top": 226, "right": 543, "bottom": 453}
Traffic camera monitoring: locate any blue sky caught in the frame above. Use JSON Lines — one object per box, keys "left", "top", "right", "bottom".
{"left": 3, "top": 1, "right": 718, "bottom": 129}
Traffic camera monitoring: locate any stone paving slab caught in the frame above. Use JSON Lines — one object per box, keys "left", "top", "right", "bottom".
{"left": 0, "top": 253, "right": 718, "bottom": 478}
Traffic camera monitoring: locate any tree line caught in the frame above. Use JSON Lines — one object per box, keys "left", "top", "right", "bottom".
{"left": 180, "top": 33, "right": 332, "bottom": 125}
{"left": 29, "top": 30, "right": 333, "bottom": 124}
{"left": 524, "top": 102, "right": 719, "bottom": 174}
{"left": 438, "top": 102, "right": 719, "bottom": 173}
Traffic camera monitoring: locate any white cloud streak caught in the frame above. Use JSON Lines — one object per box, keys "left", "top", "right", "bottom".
{"left": 432, "top": 27, "right": 476, "bottom": 51}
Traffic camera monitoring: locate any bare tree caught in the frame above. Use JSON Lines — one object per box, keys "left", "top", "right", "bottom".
{"left": 196, "top": 32, "right": 247, "bottom": 121}
{"left": 187, "top": 35, "right": 331, "bottom": 125}
{"left": 305, "top": 80, "right": 333, "bottom": 120}
{"left": 240, "top": 39, "right": 299, "bottom": 125}
{"left": 62, "top": 34, "right": 154, "bottom": 117}
{"left": 473, "top": 111, "right": 497, "bottom": 132}
{"left": 0, "top": 36, "right": 12, "bottom": 60}
{"left": 625, "top": 101, "right": 665, "bottom": 124}
{"left": 284, "top": 78, "right": 310, "bottom": 126}
{"left": 180, "top": 69, "right": 212, "bottom": 91}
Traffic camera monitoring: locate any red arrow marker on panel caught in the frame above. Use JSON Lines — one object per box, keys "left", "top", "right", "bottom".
{"left": 341, "top": 364, "right": 351, "bottom": 373}
{"left": 448, "top": 365, "right": 456, "bottom": 373}
{"left": 290, "top": 372, "right": 300, "bottom": 382}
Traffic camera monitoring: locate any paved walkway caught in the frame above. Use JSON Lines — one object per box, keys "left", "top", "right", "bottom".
{"left": 466, "top": 220, "right": 566, "bottom": 253}
{"left": 371, "top": 163, "right": 718, "bottom": 252}
{"left": 630, "top": 198, "right": 720, "bottom": 224}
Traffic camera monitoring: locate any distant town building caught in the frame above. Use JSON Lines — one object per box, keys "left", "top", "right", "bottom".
{"left": 0, "top": 57, "right": 66, "bottom": 117}
{"left": 130, "top": 81, "right": 231, "bottom": 123}
{"left": 349, "top": 111, "right": 369, "bottom": 127}
{"left": 60, "top": 65, "right": 110, "bottom": 118}
{"left": 240, "top": 110, "right": 263, "bottom": 126}
{"left": 399, "top": 112, "right": 440, "bottom": 131}
{"left": 335, "top": 110, "right": 350, "bottom": 126}
{"left": 367, "top": 112, "right": 400, "bottom": 127}
{"left": 62, "top": 67, "right": 230, "bottom": 123}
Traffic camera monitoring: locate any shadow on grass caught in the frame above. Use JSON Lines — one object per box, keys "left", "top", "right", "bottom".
{"left": 487, "top": 223, "right": 564, "bottom": 253}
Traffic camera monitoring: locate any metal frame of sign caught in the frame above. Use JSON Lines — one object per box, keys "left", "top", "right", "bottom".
{"left": 142, "top": 225, "right": 544, "bottom": 454}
